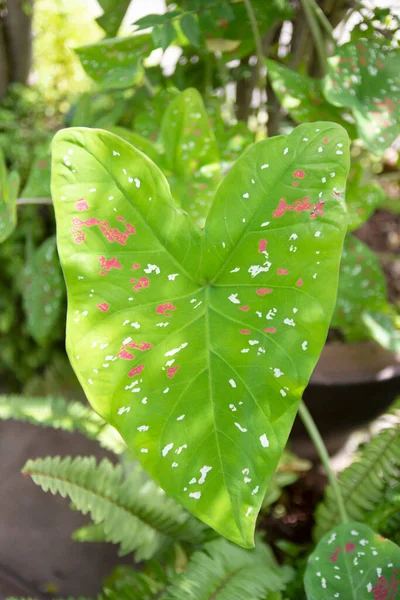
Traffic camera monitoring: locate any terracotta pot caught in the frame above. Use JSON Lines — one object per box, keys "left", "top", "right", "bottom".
{"left": 290, "top": 341, "right": 400, "bottom": 459}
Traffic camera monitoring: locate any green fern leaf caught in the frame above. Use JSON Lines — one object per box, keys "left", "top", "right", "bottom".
{"left": 22, "top": 456, "right": 206, "bottom": 561}
{"left": 101, "top": 565, "right": 166, "bottom": 600}
{"left": 314, "top": 399, "right": 400, "bottom": 539}
{"left": 161, "top": 537, "right": 292, "bottom": 600}
{"left": 0, "top": 394, "right": 126, "bottom": 454}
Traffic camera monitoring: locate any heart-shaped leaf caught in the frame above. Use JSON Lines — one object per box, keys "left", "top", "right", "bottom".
{"left": 346, "top": 164, "right": 385, "bottom": 232}
{"left": 23, "top": 236, "right": 65, "bottom": 344}
{"left": 332, "top": 235, "right": 387, "bottom": 335}
{"left": 323, "top": 39, "right": 400, "bottom": 154}
{"left": 304, "top": 522, "right": 400, "bottom": 599}
{"left": 266, "top": 60, "right": 357, "bottom": 138}
{"left": 0, "top": 148, "right": 20, "bottom": 243}
{"left": 75, "top": 34, "right": 153, "bottom": 90}
{"left": 51, "top": 122, "right": 349, "bottom": 546}
{"left": 161, "top": 88, "right": 221, "bottom": 227}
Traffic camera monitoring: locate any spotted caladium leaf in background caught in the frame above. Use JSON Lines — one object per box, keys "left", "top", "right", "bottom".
{"left": 332, "top": 235, "right": 387, "bottom": 337}
{"left": 51, "top": 121, "right": 349, "bottom": 546}
{"left": 324, "top": 39, "right": 400, "bottom": 154}
{"left": 105, "top": 126, "right": 161, "bottom": 164}
{"left": 265, "top": 60, "right": 357, "bottom": 139}
{"left": 161, "top": 88, "right": 221, "bottom": 227}
{"left": 0, "top": 147, "right": 20, "bottom": 243}
{"left": 21, "top": 147, "right": 51, "bottom": 199}
{"left": 96, "top": 0, "right": 131, "bottom": 38}
{"left": 304, "top": 522, "right": 400, "bottom": 600}
{"left": 345, "top": 163, "right": 385, "bottom": 231}
{"left": 75, "top": 34, "right": 153, "bottom": 90}
{"left": 23, "top": 236, "right": 65, "bottom": 344}
{"left": 362, "top": 311, "right": 400, "bottom": 354}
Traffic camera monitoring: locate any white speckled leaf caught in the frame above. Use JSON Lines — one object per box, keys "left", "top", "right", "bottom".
{"left": 305, "top": 522, "right": 400, "bottom": 600}
{"left": 75, "top": 34, "right": 153, "bottom": 90}
{"left": 324, "top": 39, "right": 400, "bottom": 154}
{"left": 345, "top": 164, "right": 385, "bottom": 232}
{"left": 161, "top": 88, "right": 221, "bottom": 227}
{"left": 51, "top": 122, "right": 349, "bottom": 547}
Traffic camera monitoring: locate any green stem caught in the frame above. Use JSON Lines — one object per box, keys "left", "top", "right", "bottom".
{"left": 243, "top": 0, "right": 266, "bottom": 96}
{"left": 142, "top": 72, "right": 155, "bottom": 97}
{"left": 301, "top": 0, "right": 328, "bottom": 74}
{"left": 16, "top": 197, "right": 52, "bottom": 205}
{"left": 298, "top": 400, "right": 349, "bottom": 524}
{"left": 312, "top": 0, "right": 336, "bottom": 44}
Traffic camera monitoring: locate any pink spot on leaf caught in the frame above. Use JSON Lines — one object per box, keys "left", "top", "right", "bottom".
{"left": 345, "top": 542, "right": 355, "bottom": 554}
{"left": 296, "top": 278, "right": 303, "bottom": 287}
{"left": 156, "top": 302, "right": 177, "bottom": 317}
{"left": 329, "top": 547, "right": 342, "bottom": 562}
{"left": 130, "top": 277, "right": 149, "bottom": 292}
{"left": 98, "top": 256, "right": 122, "bottom": 276}
{"left": 76, "top": 199, "right": 89, "bottom": 212}
{"left": 239, "top": 306, "right": 250, "bottom": 311}
{"left": 258, "top": 239, "right": 268, "bottom": 253}
{"left": 71, "top": 216, "right": 135, "bottom": 245}
{"left": 119, "top": 348, "right": 134, "bottom": 360}
{"left": 256, "top": 288, "right": 272, "bottom": 296}
{"left": 96, "top": 302, "right": 109, "bottom": 312}
{"left": 277, "top": 268, "right": 288, "bottom": 275}
{"left": 293, "top": 170, "right": 306, "bottom": 178}
{"left": 167, "top": 366, "right": 180, "bottom": 378}
{"left": 240, "top": 329, "right": 251, "bottom": 335}
{"left": 323, "top": 137, "right": 329, "bottom": 143}
{"left": 128, "top": 364, "right": 145, "bottom": 377}
{"left": 132, "top": 263, "right": 141, "bottom": 270}
{"left": 292, "top": 181, "right": 299, "bottom": 187}
{"left": 264, "top": 327, "right": 276, "bottom": 333}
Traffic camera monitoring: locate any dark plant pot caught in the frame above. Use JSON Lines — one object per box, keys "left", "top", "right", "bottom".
{"left": 290, "top": 341, "right": 400, "bottom": 460}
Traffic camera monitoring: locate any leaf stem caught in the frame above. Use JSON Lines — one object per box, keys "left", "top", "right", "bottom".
{"left": 300, "top": 0, "right": 328, "bottom": 74}
{"left": 243, "top": 0, "right": 266, "bottom": 97}
{"left": 312, "top": 0, "right": 336, "bottom": 44}
{"left": 16, "top": 197, "right": 53, "bottom": 205}
{"left": 298, "top": 400, "right": 348, "bottom": 524}
{"left": 142, "top": 72, "right": 156, "bottom": 97}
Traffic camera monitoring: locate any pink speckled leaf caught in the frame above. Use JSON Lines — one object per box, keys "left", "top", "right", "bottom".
{"left": 304, "top": 522, "right": 400, "bottom": 600}
{"left": 51, "top": 122, "right": 349, "bottom": 547}
{"left": 323, "top": 39, "right": 400, "bottom": 154}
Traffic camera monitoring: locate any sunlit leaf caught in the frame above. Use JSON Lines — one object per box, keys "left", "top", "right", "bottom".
{"left": 96, "top": 0, "right": 131, "bottom": 37}
{"left": 332, "top": 235, "right": 388, "bottom": 335}
{"left": 266, "top": 59, "right": 357, "bottom": 138}
{"left": 161, "top": 88, "right": 221, "bottom": 227}
{"left": 305, "top": 522, "right": 400, "bottom": 600}
{"left": 23, "top": 236, "right": 65, "bottom": 344}
{"left": 345, "top": 163, "right": 385, "bottom": 231}
{"left": 105, "top": 126, "right": 161, "bottom": 164}
{"left": 324, "top": 39, "right": 400, "bottom": 154}
{"left": 51, "top": 122, "right": 349, "bottom": 546}
{"left": 75, "top": 34, "right": 153, "bottom": 90}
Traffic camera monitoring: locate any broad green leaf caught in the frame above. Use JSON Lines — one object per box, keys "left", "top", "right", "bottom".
{"left": 346, "top": 163, "right": 385, "bottom": 231}
{"left": 75, "top": 35, "right": 153, "bottom": 90}
{"left": 21, "top": 148, "right": 51, "bottom": 199}
{"left": 96, "top": 0, "right": 131, "bottom": 37}
{"left": 180, "top": 13, "right": 200, "bottom": 47}
{"left": 105, "top": 126, "right": 161, "bottom": 164}
{"left": 51, "top": 122, "right": 349, "bottom": 547}
{"left": 332, "top": 235, "right": 387, "bottom": 333}
{"left": 265, "top": 59, "right": 357, "bottom": 138}
{"left": 161, "top": 88, "right": 221, "bottom": 227}
{"left": 304, "top": 522, "right": 400, "bottom": 600}
{"left": 23, "top": 236, "right": 65, "bottom": 344}
{"left": 0, "top": 148, "right": 20, "bottom": 243}
{"left": 324, "top": 39, "right": 400, "bottom": 154}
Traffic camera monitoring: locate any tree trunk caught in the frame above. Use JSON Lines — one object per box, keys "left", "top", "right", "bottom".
{"left": 0, "top": 0, "right": 33, "bottom": 100}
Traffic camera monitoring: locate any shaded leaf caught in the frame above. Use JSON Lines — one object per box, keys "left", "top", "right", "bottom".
{"left": 96, "top": 0, "right": 131, "bottom": 37}
{"left": 23, "top": 236, "right": 65, "bottom": 344}
{"left": 75, "top": 35, "right": 153, "bottom": 90}
{"left": 324, "top": 39, "right": 400, "bottom": 154}
{"left": 305, "top": 522, "right": 400, "bottom": 599}
{"left": 21, "top": 147, "right": 51, "bottom": 199}
{"left": 0, "top": 147, "right": 20, "bottom": 243}
{"left": 134, "top": 12, "right": 178, "bottom": 31}
{"left": 160, "top": 21, "right": 177, "bottom": 51}
{"left": 180, "top": 13, "right": 200, "bottom": 47}
{"left": 51, "top": 122, "right": 349, "bottom": 546}
{"left": 266, "top": 59, "right": 357, "bottom": 138}
{"left": 361, "top": 310, "right": 400, "bottom": 353}
{"left": 346, "top": 163, "right": 385, "bottom": 231}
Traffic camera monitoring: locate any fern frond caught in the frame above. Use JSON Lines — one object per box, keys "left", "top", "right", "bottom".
{"left": 100, "top": 565, "right": 166, "bottom": 600}
{"left": 72, "top": 521, "right": 107, "bottom": 544}
{"left": 161, "top": 537, "right": 292, "bottom": 600}
{"left": 0, "top": 395, "right": 126, "bottom": 454}
{"left": 23, "top": 456, "right": 206, "bottom": 561}
{"left": 314, "top": 399, "right": 400, "bottom": 539}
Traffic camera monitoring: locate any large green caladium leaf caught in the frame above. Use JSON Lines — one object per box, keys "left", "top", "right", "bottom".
{"left": 324, "top": 39, "right": 400, "bottom": 154}
{"left": 23, "top": 236, "right": 65, "bottom": 344}
{"left": 266, "top": 60, "right": 357, "bottom": 139}
{"left": 161, "top": 88, "right": 221, "bottom": 227}
{"left": 75, "top": 35, "right": 153, "bottom": 90}
{"left": 346, "top": 163, "right": 385, "bottom": 232}
{"left": 52, "top": 122, "right": 349, "bottom": 546}
{"left": 332, "top": 235, "right": 387, "bottom": 334}
{"left": 304, "top": 522, "right": 400, "bottom": 600}
{"left": 0, "top": 148, "right": 20, "bottom": 243}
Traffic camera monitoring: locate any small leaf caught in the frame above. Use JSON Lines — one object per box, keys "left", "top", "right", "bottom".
{"left": 304, "top": 522, "right": 400, "bottom": 599}
{"left": 180, "top": 13, "right": 200, "bottom": 47}
{"left": 0, "top": 148, "right": 20, "bottom": 243}
{"left": 75, "top": 35, "right": 153, "bottom": 90}
{"left": 51, "top": 122, "right": 349, "bottom": 546}
{"left": 133, "top": 12, "right": 178, "bottom": 31}
{"left": 324, "top": 39, "right": 400, "bottom": 154}
{"left": 346, "top": 164, "right": 385, "bottom": 231}
{"left": 266, "top": 59, "right": 357, "bottom": 138}
{"left": 96, "top": 0, "right": 130, "bottom": 37}
{"left": 332, "top": 235, "right": 388, "bottom": 334}
{"left": 160, "top": 21, "right": 177, "bottom": 51}
{"left": 23, "top": 236, "right": 65, "bottom": 344}
{"left": 161, "top": 88, "right": 221, "bottom": 227}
